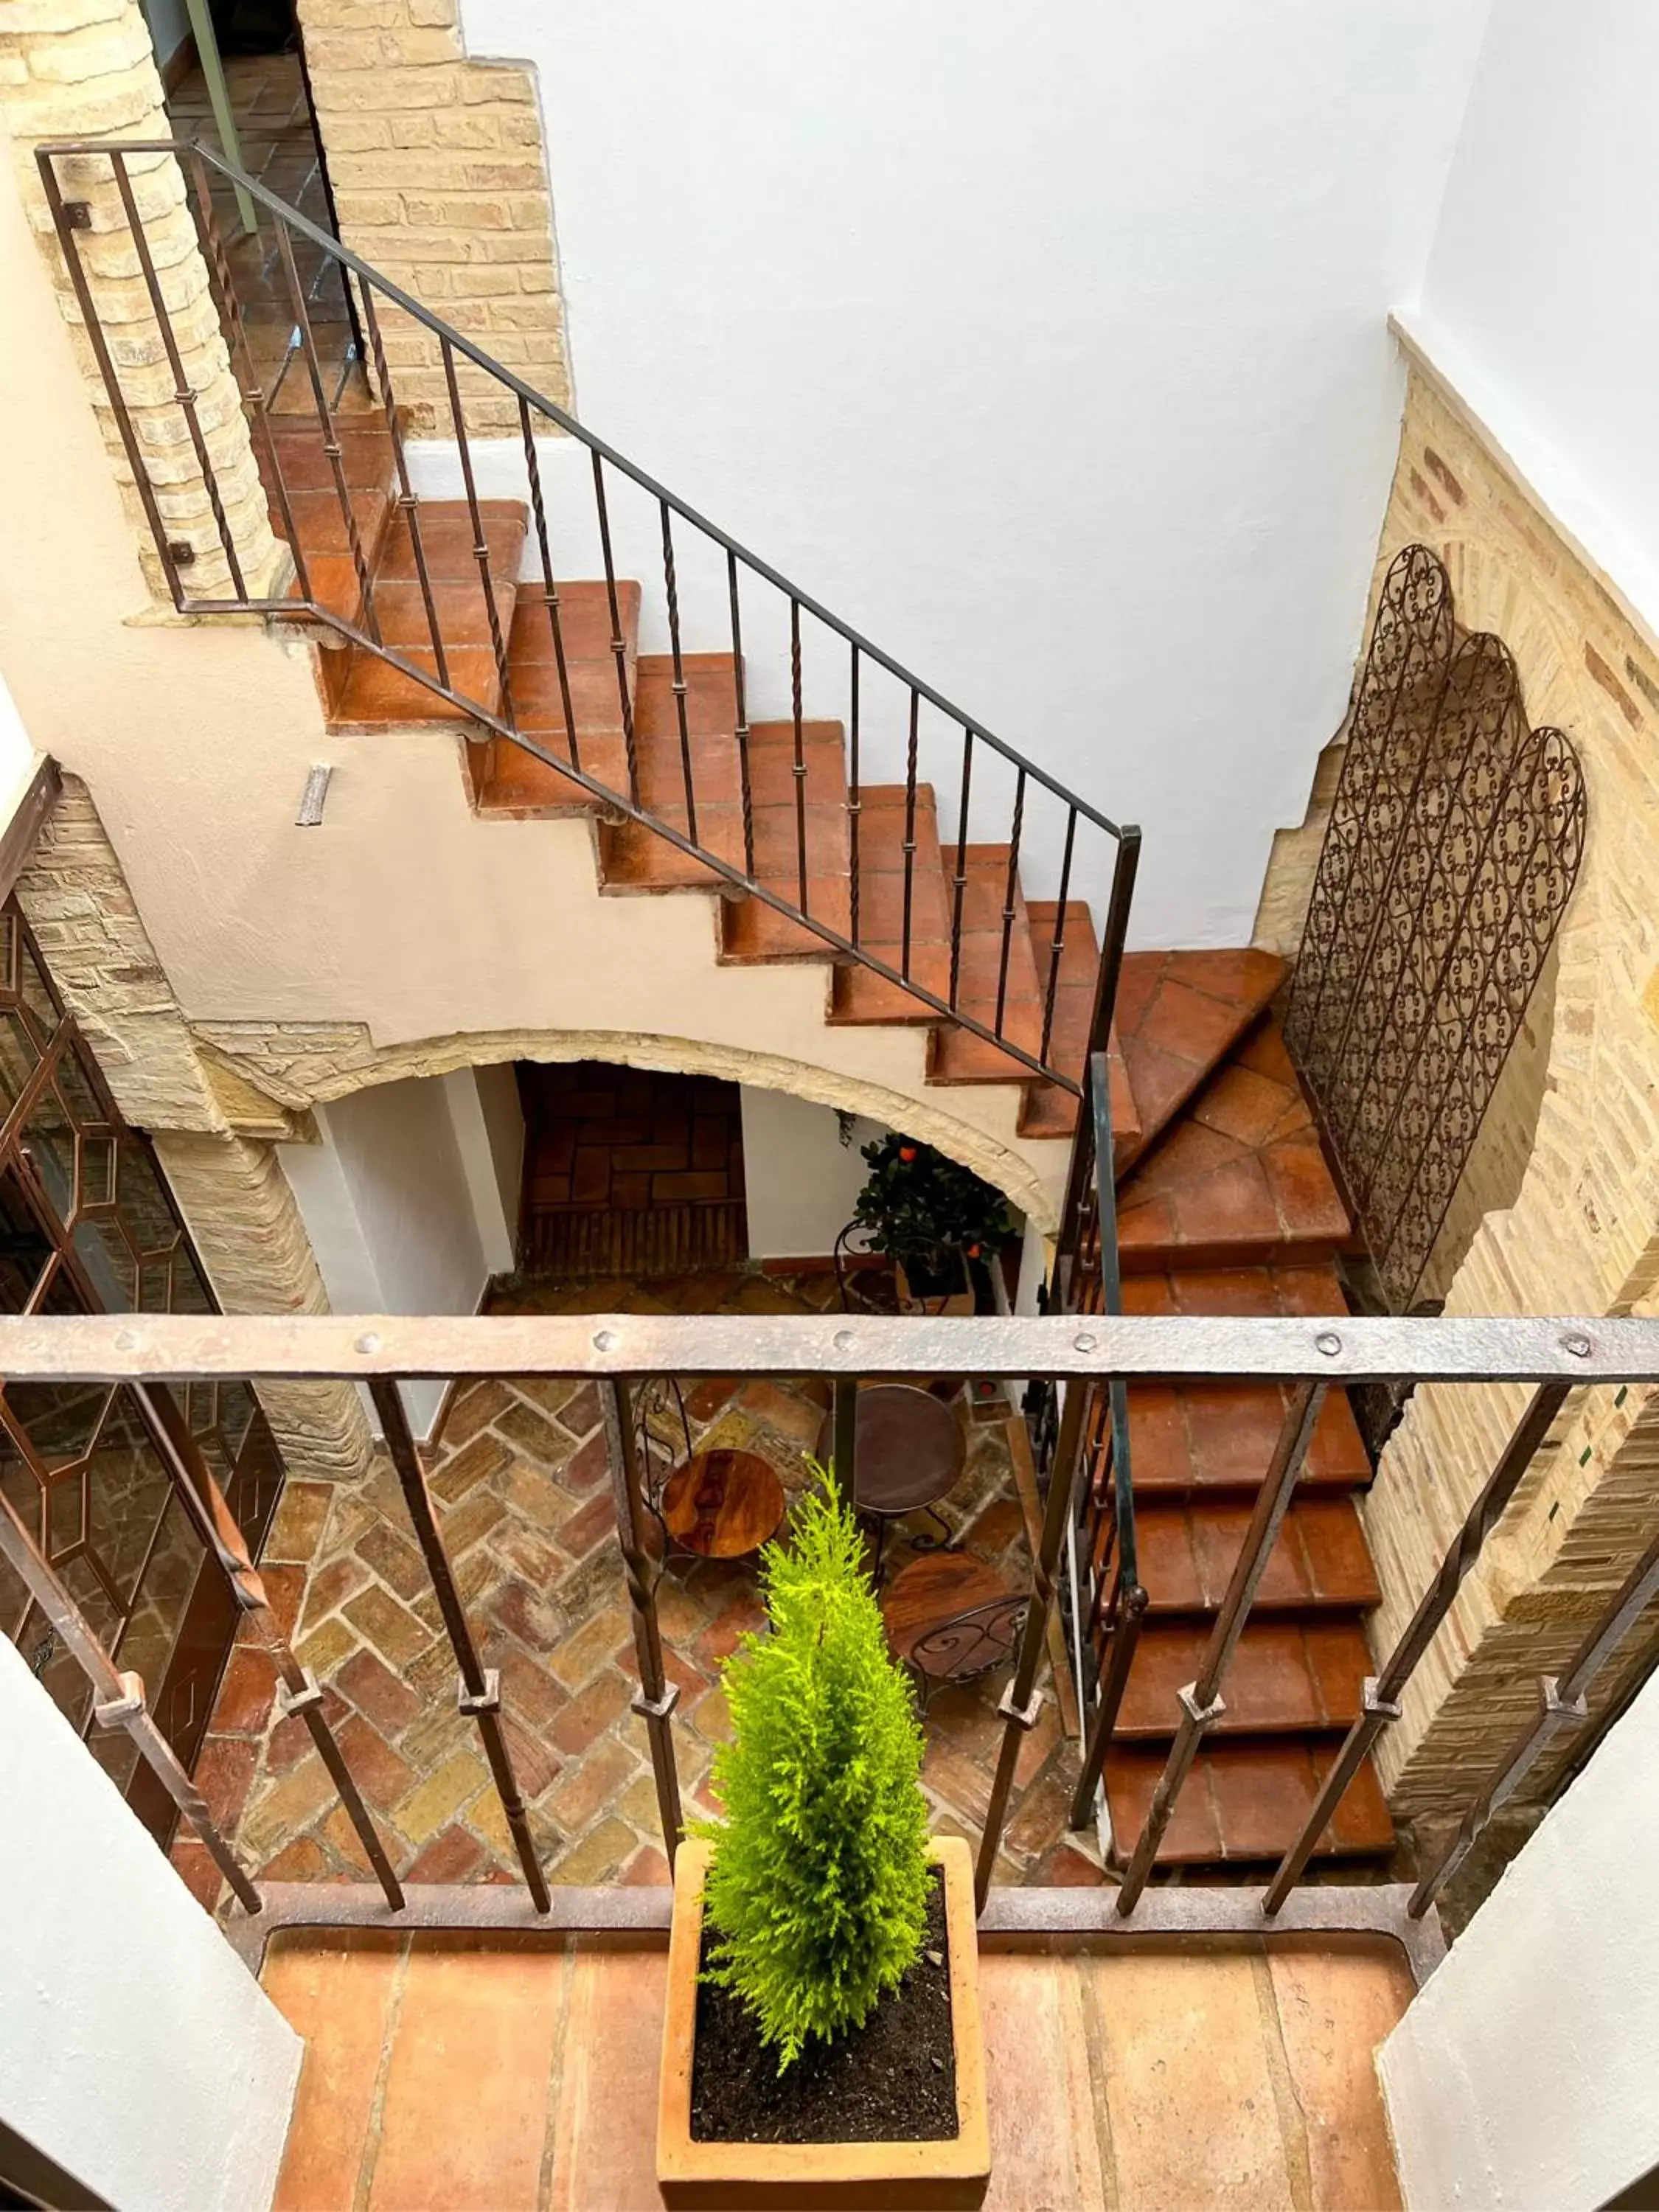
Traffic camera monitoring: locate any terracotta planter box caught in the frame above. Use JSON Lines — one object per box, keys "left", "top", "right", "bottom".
{"left": 657, "top": 1835, "right": 991, "bottom": 2209}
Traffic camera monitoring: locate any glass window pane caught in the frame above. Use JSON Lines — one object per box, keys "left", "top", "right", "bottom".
{"left": 86, "top": 1391, "right": 175, "bottom": 1610}
{"left": 72, "top": 1217, "right": 137, "bottom": 1310}
{"left": 47, "top": 1469, "right": 85, "bottom": 1562}
{"left": 15, "top": 933, "right": 60, "bottom": 1043}
{"left": 114, "top": 1493, "right": 204, "bottom": 1691}
{"left": 0, "top": 1169, "right": 52, "bottom": 1312}
{"left": 114, "top": 1141, "right": 179, "bottom": 1260}
{"left": 3, "top": 1380, "right": 114, "bottom": 1474}
{"left": 58, "top": 1551, "right": 122, "bottom": 1651}
{"left": 21, "top": 1082, "right": 74, "bottom": 1227}
{"left": 0, "top": 1009, "right": 41, "bottom": 1126}
{"left": 170, "top": 1252, "right": 214, "bottom": 1317}
{"left": 55, "top": 1042, "right": 110, "bottom": 1135}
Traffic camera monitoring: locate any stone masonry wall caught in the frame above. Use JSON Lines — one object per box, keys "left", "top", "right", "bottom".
{"left": 296, "top": 0, "right": 570, "bottom": 433}
{"left": 15, "top": 777, "right": 372, "bottom": 1482}
{"left": 1334, "top": 357, "right": 1659, "bottom": 1856}
{"left": 0, "top": 0, "right": 277, "bottom": 597}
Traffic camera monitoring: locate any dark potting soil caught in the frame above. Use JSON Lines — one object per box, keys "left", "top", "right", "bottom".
{"left": 689, "top": 1871, "right": 959, "bottom": 2144}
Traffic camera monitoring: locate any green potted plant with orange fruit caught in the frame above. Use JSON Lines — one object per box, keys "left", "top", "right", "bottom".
{"left": 852, "top": 1134, "right": 1014, "bottom": 1314}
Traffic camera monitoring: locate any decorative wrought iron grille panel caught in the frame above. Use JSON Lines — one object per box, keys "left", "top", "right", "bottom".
{"left": 1284, "top": 544, "right": 1587, "bottom": 1315}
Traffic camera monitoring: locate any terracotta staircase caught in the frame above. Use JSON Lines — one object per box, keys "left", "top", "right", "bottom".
{"left": 263, "top": 416, "right": 1391, "bottom": 1878}
{"left": 261, "top": 408, "right": 1136, "bottom": 1152}
{"left": 1096, "top": 951, "right": 1393, "bottom": 1871}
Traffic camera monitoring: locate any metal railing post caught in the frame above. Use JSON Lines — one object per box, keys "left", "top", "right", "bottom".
{"left": 1114, "top": 1381, "right": 1326, "bottom": 1913}
{"left": 1409, "top": 1514, "right": 1659, "bottom": 1916}
{"left": 1262, "top": 1379, "right": 1570, "bottom": 1914}
{"left": 601, "top": 1380, "right": 684, "bottom": 1865}
{"left": 369, "top": 1378, "right": 552, "bottom": 1911}
{"left": 975, "top": 1372, "right": 1088, "bottom": 1911}
{"left": 0, "top": 1486, "right": 262, "bottom": 1913}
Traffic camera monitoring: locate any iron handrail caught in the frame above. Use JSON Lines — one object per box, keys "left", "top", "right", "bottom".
{"left": 38, "top": 135, "right": 1143, "bottom": 1109}
{"left": 34, "top": 140, "right": 1121, "bottom": 829}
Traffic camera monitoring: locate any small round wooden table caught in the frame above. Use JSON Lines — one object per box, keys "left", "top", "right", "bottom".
{"left": 816, "top": 1382, "right": 967, "bottom": 1577}
{"left": 661, "top": 1447, "right": 787, "bottom": 1559}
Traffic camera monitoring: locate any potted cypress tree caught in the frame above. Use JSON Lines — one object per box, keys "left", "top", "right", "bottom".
{"left": 656, "top": 1474, "right": 990, "bottom": 2207}
{"left": 852, "top": 1135, "right": 1013, "bottom": 1316}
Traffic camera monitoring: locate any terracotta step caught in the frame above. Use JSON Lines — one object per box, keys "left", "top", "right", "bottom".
{"left": 826, "top": 785, "right": 953, "bottom": 1022}
{"left": 1115, "top": 948, "right": 1287, "bottom": 1175}
{"left": 324, "top": 501, "right": 531, "bottom": 730}
{"left": 1103, "top": 1739, "right": 1393, "bottom": 1865}
{"left": 717, "top": 724, "right": 852, "bottom": 959}
{"left": 1116, "top": 1017, "right": 1349, "bottom": 1272}
{"left": 1131, "top": 1497, "right": 1381, "bottom": 1615}
{"left": 1019, "top": 900, "right": 1140, "bottom": 1154}
{"left": 926, "top": 845, "right": 1048, "bottom": 1085}
{"left": 1125, "top": 1373, "right": 1371, "bottom": 1498}
{"left": 1119, "top": 1261, "right": 1368, "bottom": 1498}
{"left": 473, "top": 582, "right": 642, "bottom": 816}
{"left": 1114, "top": 1618, "right": 1374, "bottom": 1740}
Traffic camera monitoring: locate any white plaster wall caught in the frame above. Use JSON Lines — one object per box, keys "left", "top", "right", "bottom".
{"left": 455, "top": 0, "right": 1492, "bottom": 945}
{"left": 0, "top": 669, "right": 42, "bottom": 832}
{"left": 0, "top": 1635, "right": 300, "bottom": 2212}
{"left": 739, "top": 1087, "right": 888, "bottom": 1259}
{"left": 1380, "top": 1663, "right": 1659, "bottom": 2211}
{"left": 279, "top": 1077, "right": 493, "bottom": 1435}
{"left": 442, "top": 1063, "right": 523, "bottom": 1274}
{"left": 1410, "top": 0, "right": 1659, "bottom": 635}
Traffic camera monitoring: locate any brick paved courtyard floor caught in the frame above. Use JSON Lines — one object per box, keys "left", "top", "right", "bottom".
{"left": 173, "top": 1267, "right": 1106, "bottom": 1910}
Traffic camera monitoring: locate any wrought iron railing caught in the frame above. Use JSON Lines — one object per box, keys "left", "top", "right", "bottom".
{"left": 4, "top": 1301, "right": 1655, "bottom": 1940}
{"left": 36, "top": 138, "right": 1138, "bottom": 1118}
{"left": 1060, "top": 1051, "right": 1147, "bottom": 1832}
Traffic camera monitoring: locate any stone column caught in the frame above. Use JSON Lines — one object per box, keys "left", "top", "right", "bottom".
{"left": 0, "top": 0, "right": 278, "bottom": 599}
{"left": 15, "top": 777, "right": 372, "bottom": 1482}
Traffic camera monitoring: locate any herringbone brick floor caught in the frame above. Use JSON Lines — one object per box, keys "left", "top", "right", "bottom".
{"left": 173, "top": 1269, "right": 1106, "bottom": 1910}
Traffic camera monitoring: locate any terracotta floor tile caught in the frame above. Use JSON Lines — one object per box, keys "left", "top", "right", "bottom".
{"left": 1088, "top": 1948, "right": 1295, "bottom": 2210}
{"left": 544, "top": 1947, "right": 667, "bottom": 2212}
{"left": 980, "top": 1955, "right": 1107, "bottom": 2211}
{"left": 265, "top": 1933, "right": 401, "bottom": 2212}
{"left": 369, "top": 1940, "right": 563, "bottom": 2211}
{"left": 1268, "top": 1942, "right": 1413, "bottom": 2211}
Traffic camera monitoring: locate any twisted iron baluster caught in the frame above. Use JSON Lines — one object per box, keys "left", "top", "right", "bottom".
{"left": 847, "top": 644, "right": 862, "bottom": 947}
{"left": 439, "top": 335, "right": 515, "bottom": 727}
{"left": 1040, "top": 807, "right": 1079, "bottom": 1067}
{"left": 361, "top": 282, "right": 449, "bottom": 691}
{"left": 790, "top": 598, "right": 807, "bottom": 912}
{"left": 950, "top": 729, "right": 974, "bottom": 1010}
{"left": 593, "top": 453, "right": 639, "bottom": 804}
{"left": 185, "top": 148, "right": 310, "bottom": 603}
{"left": 728, "top": 551, "right": 754, "bottom": 876}
{"left": 272, "top": 212, "right": 379, "bottom": 642}
{"left": 111, "top": 150, "right": 246, "bottom": 598}
{"left": 660, "top": 501, "right": 697, "bottom": 842}
{"left": 518, "top": 394, "right": 576, "bottom": 767}
{"left": 995, "top": 767, "right": 1027, "bottom": 1037}
{"left": 901, "top": 689, "right": 920, "bottom": 979}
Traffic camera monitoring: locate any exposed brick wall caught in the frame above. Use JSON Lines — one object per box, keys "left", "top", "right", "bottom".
{"left": 15, "top": 778, "right": 372, "bottom": 1481}
{"left": 1333, "top": 360, "right": 1659, "bottom": 1871}
{"left": 0, "top": 0, "right": 277, "bottom": 596}
{"left": 296, "top": 0, "right": 570, "bottom": 433}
